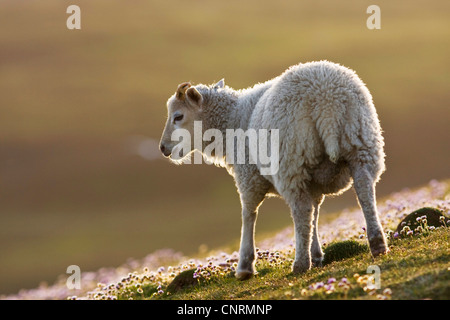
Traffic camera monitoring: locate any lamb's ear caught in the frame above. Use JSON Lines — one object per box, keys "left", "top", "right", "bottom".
{"left": 185, "top": 87, "right": 203, "bottom": 109}
{"left": 214, "top": 78, "right": 225, "bottom": 89}
{"left": 176, "top": 82, "right": 191, "bottom": 100}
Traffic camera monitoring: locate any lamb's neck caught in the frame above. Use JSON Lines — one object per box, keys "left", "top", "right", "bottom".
{"left": 232, "top": 80, "right": 275, "bottom": 129}
{"left": 198, "top": 79, "right": 274, "bottom": 132}
{"left": 196, "top": 81, "right": 275, "bottom": 173}
{"left": 198, "top": 87, "right": 239, "bottom": 134}
{"left": 197, "top": 87, "right": 238, "bottom": 171}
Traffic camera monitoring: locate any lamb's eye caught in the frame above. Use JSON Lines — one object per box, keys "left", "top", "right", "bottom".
{"left": 174, "top": 114, "right": 184, "bottom": 123}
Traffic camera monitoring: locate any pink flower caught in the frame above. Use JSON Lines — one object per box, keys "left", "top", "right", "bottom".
{"left": 327, "top": 278, "right": 336, "bottom": 284}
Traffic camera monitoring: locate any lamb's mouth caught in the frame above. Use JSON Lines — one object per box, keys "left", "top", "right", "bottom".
{"left": 161, "top": 149, "right": 172, "bottom": 158}
{"left": 168, "top": 146, "right": 184, "bottom": 160}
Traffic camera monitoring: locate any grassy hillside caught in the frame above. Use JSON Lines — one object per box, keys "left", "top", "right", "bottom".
{"left": 4, "top": 179, "right": 449, "bottom": 300}
{"left": 141, "top": 228, "right": 449, "bottom": 300}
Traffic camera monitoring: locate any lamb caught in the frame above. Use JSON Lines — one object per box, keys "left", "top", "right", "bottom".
{"left": 159, "top": 60, "right": 389, "bottom": 280}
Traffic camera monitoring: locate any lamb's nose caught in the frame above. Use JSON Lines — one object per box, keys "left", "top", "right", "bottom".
{"left": 160, "top": 144, "right": 171, "bottom": 157}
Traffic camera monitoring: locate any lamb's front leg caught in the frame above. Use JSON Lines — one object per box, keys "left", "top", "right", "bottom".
{"left": 311, "top": 195, "right": 325, "bottom": 267}
{"left": 288, "top": 193, "right": 315, "bottom": 274}
{"left": 234, "top": 167, "right": 270, "bottom": 280}
{"left": 235, "top": 206, "right": 258, "bottom": 280}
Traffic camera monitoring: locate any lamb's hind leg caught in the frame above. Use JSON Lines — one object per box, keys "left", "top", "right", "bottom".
{"left": 351, "top": 164, "right": 388, "bottom": 256}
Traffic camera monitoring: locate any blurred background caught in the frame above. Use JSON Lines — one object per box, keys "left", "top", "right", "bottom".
{"left": 0, "top": 0, "right": 449, "bottom": 295}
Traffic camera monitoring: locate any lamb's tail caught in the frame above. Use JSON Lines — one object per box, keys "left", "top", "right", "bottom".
{"left": 323, "top": 130, "right": 340, "bottom": 163}
{"left": 312, "top": 98, "right": 345, "bottom": 163}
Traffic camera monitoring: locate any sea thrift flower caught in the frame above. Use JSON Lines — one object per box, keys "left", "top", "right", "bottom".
{"left": 324, "top": 284, "right": 335, "bottom": 294}
{"left": 340, "top": 277, "right": 349, "bottom": 284}
{"left": 337, "top": 279, "right": 350, "bottom": 291}
{"left": 327, "top": 278, "right": 336, "bottom": 284}
{"left": 383, "top": 288, "right": 392, "bottom": 296}
{"left": 313, "top": 282, "right": 324, "bottom": 290}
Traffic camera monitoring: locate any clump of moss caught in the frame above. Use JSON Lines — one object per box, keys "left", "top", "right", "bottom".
{"left": 322, "top": 240, "right": 369, "bottom": 265}
{"left": 395, "top": 207, "right": 447, "bottom": 237}
{"left": 166, "top": 269, "right": 200, "bottom": 294}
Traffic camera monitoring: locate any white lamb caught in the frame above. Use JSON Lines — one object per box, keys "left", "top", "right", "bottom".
{"left": 159, "top": 60, "right": 389, "bottom": 280}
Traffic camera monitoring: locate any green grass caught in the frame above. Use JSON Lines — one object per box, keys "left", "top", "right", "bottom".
{"left": 127, "top": 227, "right": 449, "bottom": 300}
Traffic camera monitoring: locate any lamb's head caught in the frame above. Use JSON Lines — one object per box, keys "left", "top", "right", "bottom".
{"left": 159, "top": 82, "right": 204, "bottom": 162}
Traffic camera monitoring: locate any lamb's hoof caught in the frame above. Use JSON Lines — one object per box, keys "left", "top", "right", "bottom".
{"left": 292, "top": 262, "right": 311, "bottom": 274}
{"left": 235, "top": 269, "right": 254, "bottom": 281}
{"left": 371, "top": 246, "right": 390, "bottom": 257}
{"left": 369, "top": 236, "right": 389, "bottom": 257}
{"left": 312, "top": 256, "right": 323, "bottom": 268}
